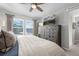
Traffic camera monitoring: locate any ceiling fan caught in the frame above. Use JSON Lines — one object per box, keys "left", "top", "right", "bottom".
{"left": 21, "top": 3, "right": 44, "bottom": 12}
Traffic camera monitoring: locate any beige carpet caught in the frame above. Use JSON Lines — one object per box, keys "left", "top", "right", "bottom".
{"left": 65, "top": 44, "right": 79, "bottom": 56}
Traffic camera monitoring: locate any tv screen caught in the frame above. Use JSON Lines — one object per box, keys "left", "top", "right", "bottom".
{"left": 43, "top": 19, "right": 55, "bottom": 25}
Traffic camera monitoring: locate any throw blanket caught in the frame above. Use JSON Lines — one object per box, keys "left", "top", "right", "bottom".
{"left": 0, "top": 41, "right": 18, "bottom": 56}
{"left": 18, "top": 35, "right": 66, "bottom": 56}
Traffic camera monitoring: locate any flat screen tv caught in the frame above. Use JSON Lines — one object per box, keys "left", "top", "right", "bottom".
{"left": 43, "top": 18, "right": 56, "bottom": 25}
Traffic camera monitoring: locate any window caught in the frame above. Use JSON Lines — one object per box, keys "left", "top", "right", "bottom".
{"left": 13, "top": 18, "right": 33, "bottom": 35}
{"left": 13, "top": 18, "right": 24, "bottom": 35}
{"left": 25, "top": 20, "right": 33, "bottom": 34}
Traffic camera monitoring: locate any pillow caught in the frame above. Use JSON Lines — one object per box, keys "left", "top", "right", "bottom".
{"left": 0, "top": 30, "right": 16, "bottom": 52}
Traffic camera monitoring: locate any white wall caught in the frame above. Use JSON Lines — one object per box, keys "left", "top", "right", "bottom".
{"left": 56, "top": 10, "right": 73, "bottom": 49}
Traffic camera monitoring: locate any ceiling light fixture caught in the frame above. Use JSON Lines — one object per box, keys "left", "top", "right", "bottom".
{"left": 31, "top": 4, "right": 36, "bottom": 9}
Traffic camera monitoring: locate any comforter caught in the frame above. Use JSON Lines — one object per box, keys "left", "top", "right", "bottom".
{"left": 18, "top": 35, "right": 66, "bottom": 56}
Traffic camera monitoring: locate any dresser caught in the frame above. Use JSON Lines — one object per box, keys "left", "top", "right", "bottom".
{"left": 38, "top": 24, "right": 61, "bottom": 46}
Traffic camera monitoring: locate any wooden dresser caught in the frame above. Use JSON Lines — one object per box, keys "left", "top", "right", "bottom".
{"left": 38, "top": 24, "right": 61, "bottom": 46}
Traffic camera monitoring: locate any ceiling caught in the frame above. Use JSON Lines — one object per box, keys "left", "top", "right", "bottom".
{"left": 0, "top": 3, "right": 79, "bottom": 18}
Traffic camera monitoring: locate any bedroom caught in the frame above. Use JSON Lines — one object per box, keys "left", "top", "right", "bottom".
{"left": 0, "top": 3, "right": 79, "bottom": 56}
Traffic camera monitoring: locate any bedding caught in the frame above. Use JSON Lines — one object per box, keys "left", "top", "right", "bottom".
{"left": 0, "top": 32, "right": 66, "bottom": 56}
{"left": 0, "top": 30, "right": 16, "bottom": 52}
{"left": 0, "top": 41, "right": 18, "bottom": 56}
{"left": 18, "top": 35, "right": 66, "bottom": 56}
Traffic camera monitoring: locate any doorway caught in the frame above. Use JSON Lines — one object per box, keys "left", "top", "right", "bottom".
{"left": 74, "top": 16, "right": 79, "bottom": 44}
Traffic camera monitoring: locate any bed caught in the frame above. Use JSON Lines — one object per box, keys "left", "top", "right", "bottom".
{"left": 17, "top": 35, "right": 66, "bottom": 56}
{"left": 0, "top": 41, "right": 18, "bottom": 56}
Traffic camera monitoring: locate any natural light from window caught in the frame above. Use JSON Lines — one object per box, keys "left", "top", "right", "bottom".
{"left": 13, "top": 18, "right": 33, "bottom": 35}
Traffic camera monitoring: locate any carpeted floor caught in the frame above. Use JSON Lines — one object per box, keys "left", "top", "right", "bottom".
{"left": 65, "top": 44, "right": 79, "bottom": 56}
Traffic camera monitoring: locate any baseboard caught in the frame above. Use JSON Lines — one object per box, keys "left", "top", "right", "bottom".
{"left": 62, "top": 47, "right": 70, "bottom": 51}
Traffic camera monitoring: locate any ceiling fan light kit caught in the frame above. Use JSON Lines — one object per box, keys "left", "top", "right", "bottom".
{"left": 20, "top": 3, "right": 44, "bottom": 12}
{"left": 31, "top": 4, "right": 36, "bottom": 9}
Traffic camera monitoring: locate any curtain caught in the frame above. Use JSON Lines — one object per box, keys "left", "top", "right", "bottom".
{"left": 6, "top": 14, "right": 14, "bottom": 31}
{"left": 33, "top": 20, "right": 39, "bottom": 36}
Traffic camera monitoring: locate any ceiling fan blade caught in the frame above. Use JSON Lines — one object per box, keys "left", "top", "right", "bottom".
{"left": 29, "top": 7, "right": 33, "bottom": 12}
{"left": 36, "top": 6, "right": 43, "bottom": 12}
{"left": 32, "top": 3, "right": 44, "bottom": 5}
